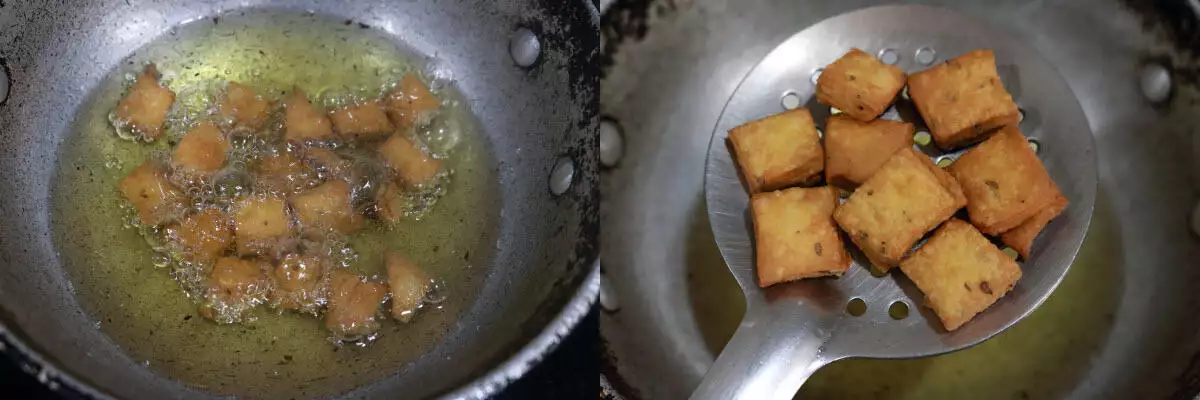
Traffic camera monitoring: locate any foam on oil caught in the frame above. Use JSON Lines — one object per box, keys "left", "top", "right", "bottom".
{"left": 50, "top": 11, "right": 499, "bottom": 399}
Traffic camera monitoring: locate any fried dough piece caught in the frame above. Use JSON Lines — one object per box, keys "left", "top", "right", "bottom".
{"left": 114, "top": 64, "right": 175, "bottom": 141}
{"left": 289, "top": 180, "right": 363, "bottom": 236}
{"left": 330, "top": 101, "right": 394, "bottom": 141}
{"left": 834, "top": 148, "right": 966, "bottom": 270}
{"left": 168, "top": 208, "right": 234, "bottom": 263}
{"left": 379, "top": 133, "right": 442, "bottom": 185}
{"left": 217, "top": 82, "right": 271, "bottom": 131}
{"left": 326, "top": 269, "right": 387, "bottom": 339}
{"left": 948, "top": 127, "right": 1055, "bottom": 235}
{"left": 823, "top": 115, "right": 914, "bottom": 189}
{"left": 899, "top": 219, "right": 1022, "bottom": 331}
{"left": 751, "top": 186, "right": 850, "bottom": 286}
{"left": 727, "top": 108, "right": 824, "bottom": 194}
{"left": 172, "top": 121, "right": 229, "bottom": 175}
{"left": 256, "top": 150, "right": 317, "bottom": 194}
{"left": 385, "top": 252, "right": 433, "bottom": 322}
{"left": 816, "top": 48, "right": 906, "bottom": 121}
{"left": 269, "top": 253, "right": 328, "bottom": 311}
{"left": 211, "top": 257, "right": 269, "bottom": 299}
{"left": 118, "top": 161, "right": 187, "bottom": 226}
{"left": 1000, "top": 184, "right": 1069, "bottom": 259}
{"left": 283, "top": 87, "right": 335, "bottom": 142}
{"left": 232, "top": 195, "right": 293, "bottom": 256}
{"left": 908, "top": 50, "right": 1020, "bottom": 149}
{"left": 384, "top": 74, "right": 440, "bottom": 128}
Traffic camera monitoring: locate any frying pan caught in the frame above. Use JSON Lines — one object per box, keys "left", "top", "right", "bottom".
{"left": 0, "top": 0, "right": 598, "bottom": 399}
{"left": 600, "top": 0, "right": 1200, "bottom": 398}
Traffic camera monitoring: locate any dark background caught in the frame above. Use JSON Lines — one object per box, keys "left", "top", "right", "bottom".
{"left": 0, "top": 306, "right": 597, "bottom": 399}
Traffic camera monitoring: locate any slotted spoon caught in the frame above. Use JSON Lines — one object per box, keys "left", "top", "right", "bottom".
{"left": 696, "top": 5, "right": 1096, "bottom": 399}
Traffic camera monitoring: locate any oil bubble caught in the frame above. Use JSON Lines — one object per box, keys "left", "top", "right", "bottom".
{"left": 423, "top": 279, "right": 448, "bottom": 305}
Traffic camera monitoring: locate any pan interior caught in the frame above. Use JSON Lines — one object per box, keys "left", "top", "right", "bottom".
{"left": 48, "top": 10, "right": 500, "bottom": 399}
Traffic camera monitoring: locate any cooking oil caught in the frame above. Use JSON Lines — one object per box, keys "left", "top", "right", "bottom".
{"left": 50, "top": 10, "right": 499, "bottom": 399}
{"left": 689, "top": 195, "right": 1121, "bottom": 399}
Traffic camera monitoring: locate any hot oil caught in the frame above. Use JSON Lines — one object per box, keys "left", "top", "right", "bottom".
{"left": 50, "top": 11, "right": 499, "bottom": 399}
{"left": 688, "top": 196, "right": 1122, "bottom": 398}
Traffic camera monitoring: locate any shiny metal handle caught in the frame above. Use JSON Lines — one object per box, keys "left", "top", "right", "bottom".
{"left": 690, "top": 305, "right": 830, "bottom": 400}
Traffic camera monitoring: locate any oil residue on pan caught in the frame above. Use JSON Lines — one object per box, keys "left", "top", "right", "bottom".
{"left": 49, "top": 10, "right": 500, "bottom": 399}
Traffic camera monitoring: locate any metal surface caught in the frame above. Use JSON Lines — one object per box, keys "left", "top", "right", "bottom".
{"left": 599, "top": 272, "right": 621, "bottom": 312}
{"left": 599, "top": 119, "right": 624, "bottom": 168}
{"left": 695, "top": 6, "right": 1096, "bottom": 398}
{"left": 0, "top": 63, "right": 8, "bottom": 105}
{"left": 551, "top": 157, "right": 578, "bottom": 196}
{"left": 510, "top": 28, "right": 543, "bottom": 68}
{"left": 0, "top": 0, "right": 598, "bottom": 399}
{"left": 1139, "top": 62, "right": 1172, "bottom": 103}
{"left": 600, "top": 0, "right": 1200, "bottom": 398}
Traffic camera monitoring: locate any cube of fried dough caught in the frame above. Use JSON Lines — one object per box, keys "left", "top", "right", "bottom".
{"left": 114, "top": 64, "right": 175, "bottom": 141}
{"left": 816, "top": 48, "right": 906, "bottom": 121}
{"left": 300, "top": 147, "right": 355, "bottom": 181}
{"left": 374, "top": 181, "right": 409, "bottom": 224}
{"left": 751, "top": 186, "right": 850, "bottom": 286}
{"left": 199, "top": 256, "right": 269, "bottom": 322}
{"left": 834, "top": 148, "right": 967, "bottom": 270}
{"left": 256, "top": 150, "right": 316, "bottom": 194}
{"left": 289, "top": 180, "right": 363, "bottom": 236}
{"left": 232, "top": 195, "right": 293, "bottom": 256}
{"left": 172, "top": 121, "right": 230, "bottom": 175}
{"left": 379, "top": 133, "right": 443, "bottom": 185}
{"left": 270, "top": 253, "right": 327, "bottom": 311}
{"left": 948, "top": 127, "right": 1055, "bottom": 235}
{"left": 217, "top": 82, "right": 271, "bottom": 131}
{"left": 727, "top": 108, "right": 824, "bottom": 194}
{"left": 118, "top": 161, "right": 187, "bottom": 226}
{"left": 823, "top": 115, "right": 915, "bottom": 189}
{"left": 330, "top": 101, "right": 394, "bottom": 141}
{"left": 899, "top": 219, "right": 1022, "bottom": 331}
{"left": 385, "top": 252, "right": 432, "bottom": 322}
{"left": 908, "top": 50, "right": 1020, "bottom": 149}
{"left": 273, "top": 253, "right": 324, "bottom": 292}
{"left": 1001, "top": 183, "right": 1068, "bottom": 259}
{"left": 168, "top": 208, "right": 233, "bottom": 262}
{"left": 283, "top": 87, "right": 335, "bottom": 142}
{"left": 326, "top": 269, "right": 387, "bottom": 339}
{"left": 211, "top": 257, "right": 268, "bottom": 299}
{"left": 385, "top": 74, "right": 440, "bottom": 128}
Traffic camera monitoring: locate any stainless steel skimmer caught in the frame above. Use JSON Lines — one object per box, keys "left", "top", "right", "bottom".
{"left": 695, "top": 5, "right": 1097, "bottom": 399}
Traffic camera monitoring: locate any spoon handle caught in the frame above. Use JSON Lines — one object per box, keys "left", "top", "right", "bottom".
{"left": 690, "top": 305, "right": 830, "bottom": 400}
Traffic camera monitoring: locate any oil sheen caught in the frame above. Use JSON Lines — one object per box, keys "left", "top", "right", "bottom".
{"left": 689, "top": 197, "right": 1121, "bottom": 399}
{"left": 50, "top": 11, "right": 499, "bottom": 399}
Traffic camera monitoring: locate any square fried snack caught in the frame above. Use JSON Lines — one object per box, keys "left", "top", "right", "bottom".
{"left": 330, "top": 101, "right": 394, "bottom": 140}
{"left": 1001, "top": 182, "right": 1069, "bottom": 259}
{"left": 899, "top": 219, "right": 1022, "bottom": 331}
{"left": 907, "top": 50, "right": 1020, "bottom": 150}
{"left": 816, "top": 48, "right": 907, "bottom": 121}
{"left": 823, "top": 115, "right": 915, "bottom": 189}
{"left": 115, "top": 64, "right": 175, "bottom": 141}
{"left": 947, "top": 127, "right": 1055, "bottom": 235}
{"left": 728, "top": 108, "right": 824, "bottom": 193}
{"left": 172, "top": 122, "right": 229, "bottom": 175}
{"left": 834, "top": 148, "right": 966, "bottom": 270}
{"left": 751, "top": 186, "right": 850, "bottom": 286}
{"left": 233, "top": 195, "right": 293, "bottom": 256}
{"left": 119, "top": 161, "right": 187, "bottom": 226}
